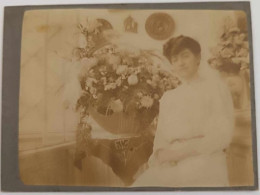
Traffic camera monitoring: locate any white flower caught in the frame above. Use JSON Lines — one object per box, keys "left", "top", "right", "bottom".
{"left": 241, "top": 55, "right": 250, "bottom": 64}
{"left": 89, "top": 87, "right": 96, "bottom": 94}
{"left": 241, "top": 62, "right": 249, "bottom": 70}
{"left": 101, "top": 77, "right": 107, "bottom": 85}
{"left": 123, "top": 85, "right": 128, "bottom": 90}
{"left": 99, "top": 65, "right": 107, "bottom": 74}
{"left": 110, "top": 99, "right": 123, "bottom": 113}
{"left": 231, "top": 57, "right": 242, "bottom": 64}
{"left": 234, "top": 33, "right": 246, "bottom": 45}
{"left": 220, "top": 47, "right": 234, "bottom": 58}
{"left": 104, "top": 83, "right": 117, "bottom": 91}
{"left": 106, "top": 54, "right": 119, "bottom": 64}
{"left": 152, "top": 75, "right": 160, "bottom": 83}
{"left": 140, "top": 96, "right": 154, "bottom": 109}
{"left": 134, "top": 67, "right": 142, "bottom": 74}
{"left": 80, "top": 57, "right": 98, "bottom": 70}
{"left": 115, "top": 78, "right": 122, "bottom": 86}
{"left": 153, "top": 94, "right": 159, "bottom": 100}
{"left": 127, "top": 74, "right": 138, "bottom": 85}
{"left": 228, "top": 27, "right": 240, "bottom": 33}
{"left": 146, "top": 80, "right": 152, "bottom": 85}
{"left": 137, "top": 92, "right": 143, "bottom": 98}
{"left": 116, "top": 65, "right": 128, "bottom": 75}
{"left": 85, "top": 78, "right": 97, "bottom": 87}
{"left": 236, "top": 48, "right": 248, "bottom": 57}
{"left": 122, "top": 57, "right": 133, "bottom": 65}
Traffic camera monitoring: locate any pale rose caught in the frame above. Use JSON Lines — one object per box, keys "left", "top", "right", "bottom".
{"left": 220, "top": 48, "right": 234, "bottom": 58}
{"left": 85, "top": 78, "right": 97, "bottom": 87}
{"left": 236, "top": 48, "right": 248, "bottom": 57}
{"left": 110, "top": 99, "right": 123, "bottom": 113}
{"left": 115, "top": 78, "right": 122, "bottom": 86}
{"left": 152, "top": 75, "right": 160, "bottom": 82}
{"left": 233, "top": 33, "right": 246, "bottom": 46}
{"left": 89, "top": 87, "right": 96, "bottom": 94}
{"left": 138, "top": 57, "right": 148, "bottom": 64}
{"left": 140, "top": 96, "right": 154, "bottom": 109}
{"left": 107, "top": 54, "right": 121, "bottom": 65}
{"left": 79, "top": 62, "right": 95, "bottom": 78}
{"left": 127, "top": 74, "right": 138, "bottom": 85}
{"left": 231, "top": 57, "right": 241, "bottom": 64}
{"left": 116, "top": 65, "right": 128, "bottom": 75}
{"left": 80, "top": 57, "right": 98, "bottom": 70}
{"left": 101, "top": 77, "right": 107, "bottom": 84}
{"left": 104, "top": 83, "right": 117, "bottom": 91}
{"left": 233, "top": 34, "right": 243, "bottom": 45}
{"left": 150, "top": 66, "right": 159, "bottom": 74}
{"left": 137, "top": 92, "right": 143, "bottom": 98}
{"left": 134, "top": 67, "right": 142, "bottom": 74}
{"left": 228, "top": 27, "right": 240, "bottom": 33}
{"left": 241, "top": 55, "right": 250, "bottom": 64}
{"left": 221, "top": 39, "right": 232, "bottom": 46}
{"left": 146, "top": 79, "right": 152, "bottom": 85}
{"left": 210, "top": 46, "right": 222, "bottom": 56}
{"left": 153, "top": 94, "right": 159, "bottom": 100}
{"left": 241, "top": 63, "right": 249, "bottom": 70}
{"left": 122, "top": 57, "right": 133, "bottom": 65}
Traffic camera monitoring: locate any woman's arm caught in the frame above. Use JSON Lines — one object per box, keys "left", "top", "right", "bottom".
{"left": 156, "top": 87, "right": 235, "bottom": 164}
{"left": 153, "top": 79, "right": 234, "bottom": 166}
{"left": 155, "top": 136, "right": 203, "bottom": 164}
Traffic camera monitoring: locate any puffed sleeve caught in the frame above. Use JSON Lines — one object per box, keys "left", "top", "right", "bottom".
{"left": 167, "top": 79, "right": 235, "bottom": 155}
{"left": 148, "top": 91, "right": 175, "bottom": 166}
{"left": 152, "top": 91, "right": 174, "bottom": 153}
{"left": 152, "top": 87, "right": 196, "bottom": 154}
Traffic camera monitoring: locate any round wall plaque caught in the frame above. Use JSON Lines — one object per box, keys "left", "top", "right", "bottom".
{"left": 145, "top": 12, "right": 175, "bottom": 40}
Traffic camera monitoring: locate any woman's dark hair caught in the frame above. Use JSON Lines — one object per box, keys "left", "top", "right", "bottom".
{"left": 163, "top": 35, "right": 201, "bottom": 61}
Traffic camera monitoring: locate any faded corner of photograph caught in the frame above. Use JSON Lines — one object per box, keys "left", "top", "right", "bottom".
{"left": 18, "top": 7, "right": 255, "bottom": 188}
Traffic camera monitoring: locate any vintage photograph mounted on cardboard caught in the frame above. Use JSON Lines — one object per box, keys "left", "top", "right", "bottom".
{"left": 2, "top": 2, "right": 257, "bottom": 191}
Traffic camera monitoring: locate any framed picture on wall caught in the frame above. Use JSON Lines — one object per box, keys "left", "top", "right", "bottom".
{"left": 1, "top": 1, "right": 258, "bottom": 192}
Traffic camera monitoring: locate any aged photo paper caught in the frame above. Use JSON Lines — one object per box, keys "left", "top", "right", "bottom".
{"left": 2, "top": 3, "right": 256, "bottom": 191}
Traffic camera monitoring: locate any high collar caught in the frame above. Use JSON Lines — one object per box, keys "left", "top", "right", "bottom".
{"left": 179, "top": 72, "right": 203, "bottom": 86}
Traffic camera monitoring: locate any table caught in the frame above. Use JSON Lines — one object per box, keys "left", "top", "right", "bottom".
{"left": 74, "top": 122, "right": 154, "bottom": 186}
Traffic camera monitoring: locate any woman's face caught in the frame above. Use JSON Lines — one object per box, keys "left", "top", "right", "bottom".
{"left": 170, "top": 49, "right": 201, "bottom": 81}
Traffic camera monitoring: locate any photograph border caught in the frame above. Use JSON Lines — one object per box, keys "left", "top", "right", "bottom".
{"left": 1, "top": 1, "right": 258, "bottom": 192}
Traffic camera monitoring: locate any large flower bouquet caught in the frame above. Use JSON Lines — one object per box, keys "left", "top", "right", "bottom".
{"left": 208, "top": 17, "right": 249, "bottom": 74}
{"left": 208, "top": 16, "right": 250, "bottom": 109}
{"left": 72, "top": 18, "right": 180, "bottom": 135}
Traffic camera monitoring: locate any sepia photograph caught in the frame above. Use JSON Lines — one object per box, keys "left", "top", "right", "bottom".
{"left": 1, "top": 2, "right": 258, "bottom": 191}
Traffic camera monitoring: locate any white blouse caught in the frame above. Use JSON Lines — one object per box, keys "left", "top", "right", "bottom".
{"left": 149, "top": 73, "right": 235, "bottom": 166}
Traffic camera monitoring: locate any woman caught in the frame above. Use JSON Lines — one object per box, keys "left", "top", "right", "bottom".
{"left": 131, "top": 35, "right": 234, "bottom": 187}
